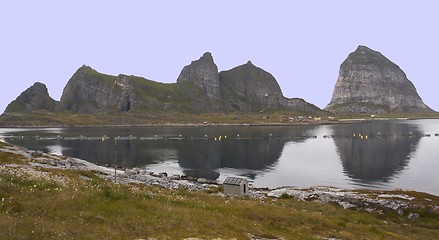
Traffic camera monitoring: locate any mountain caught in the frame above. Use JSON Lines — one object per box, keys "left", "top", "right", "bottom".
{"left": 57, "top": 53, "right": 321, "bottom": 114}
{"left": 219, "top": 61, "right": 284, "bottom": 109}
{"left": 3, "top": 52, "right": 322, "bottom": 120}
{"left": 325, "top": 45, "right": 433, "bottom": 114}
{"left": 177, "top": 52, "right": 221, "bottom": 100}
{"left": 219, "top": 61, "right": 322, "bottom": 113}
{"left": 60, "top": 65, "right": 210, "bottom": 113}
{"left": 4, "top": 82, "right": 58, "bottom": 113}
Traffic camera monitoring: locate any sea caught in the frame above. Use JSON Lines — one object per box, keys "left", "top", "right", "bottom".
{"left": 1, "top": 119, "right": 438, "bottom": 196}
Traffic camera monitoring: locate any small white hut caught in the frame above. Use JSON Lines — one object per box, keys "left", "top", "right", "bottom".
{"left": 223, "top": 177, "right": 249, "bottom": 196}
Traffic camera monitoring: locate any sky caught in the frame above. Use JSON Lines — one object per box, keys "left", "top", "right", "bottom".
{"left": 1, "top": 1, "right": 438, "bottom": 113}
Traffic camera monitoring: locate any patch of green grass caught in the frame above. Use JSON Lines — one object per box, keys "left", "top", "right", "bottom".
{"left": 0, "top": 150, "right": 27, "bottom": 165}
{"left": 1, "top": 165, "right": 438, "bottom": 239}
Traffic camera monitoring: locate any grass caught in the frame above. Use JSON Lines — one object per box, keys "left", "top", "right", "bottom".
{"left": 1, "top": 173, "right": 438, "bottom": 239}
{"left": 0, "top": 111, "right": 330, "bottom": 127}
{"left": 0, "top": 143, "right": 27, "bottom": 165}
{"left": 1, "top": 144, "right": 438, "bottom": 239}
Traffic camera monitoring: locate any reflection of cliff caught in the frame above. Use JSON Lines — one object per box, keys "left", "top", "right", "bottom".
{"left": 61, "top": 140, "right": 178, "bottom": 168}
{"left": 332, "top": 122, "right": 421, "bottom": 183}
{"left": 177, "top": 139, "right": 286, "bottom": 170}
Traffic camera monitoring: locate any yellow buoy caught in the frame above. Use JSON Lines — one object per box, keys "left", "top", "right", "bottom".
{"left": 214, "top": 137, "right": 217, "bottom": 141}
{"left": 353, "top": 134, "right": 356, "bottom": 137}
{"left": 365, "top": 135, "right": 368, "bottom": 139}
{"left": 224, "top": 135, "right": 227, "bottom": 139}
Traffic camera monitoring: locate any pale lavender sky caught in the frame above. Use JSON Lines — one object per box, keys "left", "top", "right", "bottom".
{"left": 1, "top": 1, "right": 438, "bottom": 113}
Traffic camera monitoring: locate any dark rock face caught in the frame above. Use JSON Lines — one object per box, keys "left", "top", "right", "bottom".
{"left": 6, "top": 53, "right": 323, "bottom": 116}
{"left": 177, "top": 52, "right": 221, "bottom": 100}
{"left": 60, "top": 66, "right": 142, "bottom": 113}
{"left": 60, "top": 65, "right": 212, "bottom": 113}
{"left": 219, "top": 61, "right": 323, "bottom": 113}
{"left": 326, "top": 46, "right": 432, "bottom": 114}
{"left": 219, "top": 61, "right": 284, "bottom": 109}
{"left": 5, "top": 82, "right": 57, "bottom": 113}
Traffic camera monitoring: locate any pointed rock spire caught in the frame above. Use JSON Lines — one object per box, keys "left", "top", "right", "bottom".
{"left": 177, "top": 52, "right": 221, "bottom": 99}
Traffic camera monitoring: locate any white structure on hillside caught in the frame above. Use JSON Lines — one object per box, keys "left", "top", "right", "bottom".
{"left": 223, "top": 177, "right": 249, "bottom": 196}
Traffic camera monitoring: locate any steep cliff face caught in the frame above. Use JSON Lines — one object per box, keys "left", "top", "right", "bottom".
{"left": 219, "top": 61, "right": 284, "bottom": 109}
{"left": 5, "top": 53, "right": 324, "bottom": 116}
{"left": 60, "top": 65, "right": 210, "bottom": 113}
{"left": 5, "top": 82, "right": 57, "bottom": 113}
{"left": 177, "top": 52, "right": 221, "bottom": 100}
{"left": 60, "top": 66, "right": 139, "bottom": 113}
{"left": 325, "top": 46, "right": 432, "bottom": 114}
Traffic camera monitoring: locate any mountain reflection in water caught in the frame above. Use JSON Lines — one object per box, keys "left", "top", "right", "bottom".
{"left": 2, "top": 120, "right": 438, "bottom": 195}
{"left": 332, "top": 122, "right": 421, "bottom": 185}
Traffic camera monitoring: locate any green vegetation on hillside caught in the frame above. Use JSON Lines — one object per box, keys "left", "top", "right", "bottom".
{"left": 0, "top": 111, "right": 329, "bottom": 127}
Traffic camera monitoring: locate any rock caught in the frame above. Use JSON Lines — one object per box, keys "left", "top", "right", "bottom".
{"left": 125, "top": 169, "right": 137, "bottom": 177}
{"left": 407, "top": 212, "right": 420, "bottom": 220}
{"left": 219, "top": 61, "right": 284, "bottom": 109}
{"left": 4, "top": 55, "right": 324, "bottom": 118}
{"left": 159, "top": 172, "right": 168, "bottom": 178}
{"left": 219, "top": 61, "right": 323, "bottom": 113}
{"left": 177, "top": 52, "right": 221, "bottom": 100}
{"left": 397, "top": 209, "right": 404, "bottom": 216}
{"left": 31, "top": 150, "right": 44, "bottom": 157}
{"left": 5, "top": 82, "right": 58, "bottom": 113}
{"left": 282, "top": 98, "right": 323, "bottom": 114}
{"left": 60, "top": 66, "right": 140, "bottom": 113}
{"left": 197, "top": 178, "right": 207, "bottom": 183}
{"left": 325, "top": 45, "right": 433, "bottom": 114}
{"left": 170, "top": 174, "right": 181, "bottom": 180}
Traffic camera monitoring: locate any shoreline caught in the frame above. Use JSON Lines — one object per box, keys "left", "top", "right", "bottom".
{"left": 1, "top": 116, "right": 437, "bottom": 129}
{"left": 1, "top": 140, "right": 438, "bottom": 216}
{"left": 2, "top": 141, "right": 439, "bottom": 239}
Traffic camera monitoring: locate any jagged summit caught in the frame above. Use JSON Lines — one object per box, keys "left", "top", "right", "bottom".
{"left": 3, "top": 52, "right": 324, "bottom": 118}
{"left": 325, "top": 45, "right": 432, "bottom": 114}
{"left": 177, "top": 52, "right": 221, "bottom": 99}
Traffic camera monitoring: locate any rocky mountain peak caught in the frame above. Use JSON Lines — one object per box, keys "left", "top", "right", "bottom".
{"left": 201, "top": 52, "right": 213, "bottom": 61}
{"left": 325, "top": 45, "right": 432, "bottom": 114}
{"left": 219, "top": 62, "right": 284, "bottom": 108}
{"left": 5, "top": 82, "right": 56, "bottom": 113}
{"left": 177, "top": 52, "right": 220, "bottom": 99}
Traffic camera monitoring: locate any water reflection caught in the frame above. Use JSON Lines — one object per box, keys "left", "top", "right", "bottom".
{"left": 2, "top": 120, "right": 439, "bottom": 195}
{"left": 332, "top": 122, "right": 422, "bottom": 184}
{"left": 177, "top": 139, "right": 286, "bottom": 179}
{"left": 3, "top": 125, "right": 317, "bottom": 180}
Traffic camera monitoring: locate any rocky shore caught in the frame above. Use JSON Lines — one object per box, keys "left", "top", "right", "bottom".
{"left": 1, "top": 140, "right": 438, "bottom": 221}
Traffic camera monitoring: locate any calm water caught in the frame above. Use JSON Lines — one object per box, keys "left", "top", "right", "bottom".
{"left": 1, "top": 119, "right": 438, "bottom": 196}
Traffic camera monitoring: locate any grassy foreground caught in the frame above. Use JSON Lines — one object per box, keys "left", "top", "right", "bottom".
{"left": 1, "top": 142, "right": 438, "bottom": 239}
